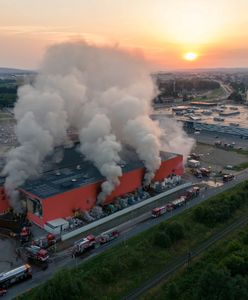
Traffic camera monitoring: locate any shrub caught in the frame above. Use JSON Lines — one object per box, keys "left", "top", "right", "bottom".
{"left": 153, "top": 232, "right": 172, "bottom": 248}
{"left": 166, "top": 222, "right": 184, "bottom": 242}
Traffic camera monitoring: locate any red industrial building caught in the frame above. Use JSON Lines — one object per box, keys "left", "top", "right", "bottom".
{"left": 1, "top": 146, "right": 183, "bottom": 228}
{"left": 0, "top": 177, "right": 10, "bottom": 214}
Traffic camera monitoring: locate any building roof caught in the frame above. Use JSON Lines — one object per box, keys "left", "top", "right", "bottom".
{"left": 20, "top": 145, "right": 178, "bottom": 200}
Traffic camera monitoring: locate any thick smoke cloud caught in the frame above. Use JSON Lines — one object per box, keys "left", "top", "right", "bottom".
{"left": 159, "top": 118, "right": 195, "bottom": 161}
{"left": 3, "top": 41, "right": 193, "bottom": 210}
{"left": 79, "top": 114, "right": 122, "bottom": 203}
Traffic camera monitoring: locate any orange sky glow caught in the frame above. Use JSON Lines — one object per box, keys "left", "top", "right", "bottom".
{"left": 1, "top": 0, "right": 248, "bottom": 69}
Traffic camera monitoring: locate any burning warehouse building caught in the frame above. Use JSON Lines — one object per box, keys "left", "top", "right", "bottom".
{"left": 0, "top": 177, "right": 10, "bottom": 214}
{"left": 0, "top": 146, "right": 183, "bottom": 228}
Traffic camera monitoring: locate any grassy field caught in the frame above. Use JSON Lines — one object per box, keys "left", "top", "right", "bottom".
{"left": 192, "top": 87, "right": 224, "bottom": 102}
{"left": 0, "top": 112, "right": 12, "bottom": 119}
{"left": 17, "top": 181, "right": 248, "bottom": 300}
{"left": 142, "top": 223, "right": 248, "bottom": 300}
{"left": 233, "top": 162, "right": 248, "bottom": 171}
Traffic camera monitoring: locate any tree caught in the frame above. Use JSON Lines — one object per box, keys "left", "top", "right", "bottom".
{"left": 153, "top": 232, "right": 172, "bottom": 248}
{"left": 194, "top": 264, "right": 234, "bottom": 300}
{"left": 166, "top": 222, "right": 184, "bottom": 242}
{"left": 166, "top": 282, "right": 179, "bottom": 299}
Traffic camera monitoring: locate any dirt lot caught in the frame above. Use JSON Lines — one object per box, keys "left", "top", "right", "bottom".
{"left": 192, "top": 143, "right": 248, "bottom": 172}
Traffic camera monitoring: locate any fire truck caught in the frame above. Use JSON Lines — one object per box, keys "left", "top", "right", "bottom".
{"left": 152, "top": 205, "right": 168, "bottom": 218}
{"left": 98, "top": 230, "right": 119, "bottom": 244}
{"left": 171, "top": 196, "right": 187, "bottom": 208}
{"left": 72, "top": 235, "right": 96, "bottom": 257}
{"left": 25, "top": 246, "right": 49, "bottom": 269}
{"left": 152, "top": 188, "right": 200, "bottom": 218}
{"left": 32, "top": 233, "right": 57, "bottom": 249}
{"left": 19, "top": 226, "right": 31, "bottom": 243}
{"left": 0, "top": 264, "right": 32, "bottom": 291}
{"left": 185, "top": 186, "right": 200, "bottom": 200}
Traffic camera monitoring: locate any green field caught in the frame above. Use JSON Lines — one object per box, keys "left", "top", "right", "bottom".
{"left": 17, "top": 181, "right": 248, "bottom": 300}
{"left": 142, "top": 223, "right": 248, "bottom": 300}
{"left": 192, "top": 87, "right": 224, "bottom": 102}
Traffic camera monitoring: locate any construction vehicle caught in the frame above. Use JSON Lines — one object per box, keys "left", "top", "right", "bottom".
{"left": 25, "top": 246, "right": 49, "bottom": 269}
{"left": 98, "top": 229, "right": 119, "bottom": 244}
{"left": 223, "top": 174, "right": 234, "bottom": 182}
{"left": 20, "top": 226, "right": 31, "bottom": 243}
{"left": 72, "top": 235, "right": 96, "bottom": 257}
{"left": 0, "top": 264, "right": 32, "bottom": 290}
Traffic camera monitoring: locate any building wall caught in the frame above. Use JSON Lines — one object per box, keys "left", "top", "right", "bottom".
{"left": 154, "top": 154, "right": 183, "bottom": 181}
{"left": 28, "top": 154, "right": 184, "bottom": 227}
{"left": 42, "top": 181, "right": 101, "bottom": 224}
{"left": 0, "top": 187, "right": 10, "bottom": 214}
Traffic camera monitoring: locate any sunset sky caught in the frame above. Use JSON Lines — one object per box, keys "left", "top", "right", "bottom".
{"left": 1, "top": 0, "right": 248, "bottom": 70}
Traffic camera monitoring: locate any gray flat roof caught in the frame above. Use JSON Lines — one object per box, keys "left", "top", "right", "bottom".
{"left": 153, "top": 104, "right": 248, "bottom": 129}
{"left": 20, "top": 145, "right": 178, "bottom": 199}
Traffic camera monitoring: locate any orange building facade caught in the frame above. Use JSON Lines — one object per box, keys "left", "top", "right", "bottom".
{"left": 24, "top": 154, "right": 183, "bottom": 228}
{"left": 0, "top": 186, "right": 10, "bottom": 214}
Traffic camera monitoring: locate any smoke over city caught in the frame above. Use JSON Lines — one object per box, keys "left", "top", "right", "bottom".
{"left": 2, "top": 41, "right": 194, "bottom": 209}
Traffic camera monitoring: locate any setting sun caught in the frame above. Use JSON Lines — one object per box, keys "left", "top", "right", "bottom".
{"left": 184, "top": 52, "right": 198, "bottom": 61}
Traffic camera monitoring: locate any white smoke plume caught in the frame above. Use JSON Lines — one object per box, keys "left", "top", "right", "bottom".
{"left": 79, "top": 114, "right": 122, "bottom": 203}
{"left": 3, "top": 40, "right": 193, "bottom": 209}
{"left": 159, "top": 118, "right": 195, "bottom": 161}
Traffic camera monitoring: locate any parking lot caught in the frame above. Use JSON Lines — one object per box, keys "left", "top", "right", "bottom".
{"left": 189, "top": 130, "right": 248, "bottom": 150}
{"left": 0, "top": 236, "right": 21, "bottom": 273}
{"left": 190, "top": 143, "right": 248, "bottom": 172}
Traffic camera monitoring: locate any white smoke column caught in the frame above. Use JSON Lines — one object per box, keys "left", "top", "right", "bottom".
{"left": 2, "top": 78, "right": 69, "bottom": 209}
{"left": 123, "top": 116, "right": 161, "bottom": 184}
{"left": 3, "top": 40, "right": 193, "bottom": 209}
{"left": 159, "top": 118, "right": 195, "bottom": 161}
{"left": 79, "top": 114, "right": 122, "bottom": 203}
{"left": 41, "top": 41, "right": 163, "bottom": 197}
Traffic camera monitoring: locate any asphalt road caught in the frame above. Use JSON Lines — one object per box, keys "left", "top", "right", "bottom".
{"left": 5, "top": 169, "right": 248, "bottom": 300}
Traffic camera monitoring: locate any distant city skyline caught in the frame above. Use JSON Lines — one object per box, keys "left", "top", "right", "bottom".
{"left": 1, "top": 0, "right": 248, "bottom": 69}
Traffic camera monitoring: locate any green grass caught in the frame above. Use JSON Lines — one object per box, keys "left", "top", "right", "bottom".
{"left": 233, "top": 162, "right": 248, "bottom": 171}
{"left": 17, "top": 181, "right": 248, "bottom": 300}
{"left": 0, "top": 112, "right": 11, "bottom": 119}
{"left": 141, "top": 223, "right": 248, "bottom": 300}
{"left": 192, "top": 88, "right": 224, "bottom": 102}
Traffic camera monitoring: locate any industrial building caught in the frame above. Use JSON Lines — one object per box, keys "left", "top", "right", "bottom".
{"left": 0, "top": 145, "right": 183, "bottom": 228}
{"left": 0, "top": 177, "right": 9, "bottom": 214}
{"left": 0, "top": 146, "right": 183, "bottom": 228}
